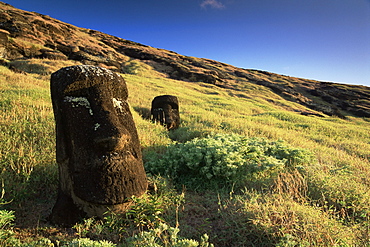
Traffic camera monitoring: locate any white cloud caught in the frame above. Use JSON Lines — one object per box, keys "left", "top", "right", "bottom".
{"left": 200, "top": 0, "right": 225, "bottom": 9}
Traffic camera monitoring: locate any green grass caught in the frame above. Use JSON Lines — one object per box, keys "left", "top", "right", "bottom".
{"left": 1, "top": 59, "right": 370, "bottom": 246}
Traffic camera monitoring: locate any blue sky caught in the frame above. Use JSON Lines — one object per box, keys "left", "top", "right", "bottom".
{"left": 5, "top": 0, "right": 370, "bottom": 86}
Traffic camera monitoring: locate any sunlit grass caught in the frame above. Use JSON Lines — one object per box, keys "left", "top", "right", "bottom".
{"left": 123, "top": 68, "right": 370, "bottom": 244}
{"left": 1, "top": 58, "right": 370, "bottom": 245}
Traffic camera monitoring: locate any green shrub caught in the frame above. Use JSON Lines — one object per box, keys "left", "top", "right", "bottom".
{"left": 145, "top": 134, "right": 314, "bottom": 190}
{"left": 20, "top": 237, "right": 115, "bottom": 247}
{"left": 20, "top": 238, "right": 54, "bottom": 247}
{"left": 126, "top": 223, "right": 213, "bottom": 247}
{"left": 63, "top": 238, "right": 115, "bottom": 247}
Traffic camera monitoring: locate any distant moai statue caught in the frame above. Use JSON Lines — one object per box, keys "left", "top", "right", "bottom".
{"left": 151, "top": 95, "right": 180, "bottom": 130}
{"left": 49, "top": 65, "right": 148, "bottom": 226}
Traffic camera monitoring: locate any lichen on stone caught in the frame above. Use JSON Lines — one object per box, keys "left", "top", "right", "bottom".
{"left": 64, "top": 96, "right": 93, "bottom": 115}
{"left": 112, "top": 98, "right": 124, "bottom": 112}
{"left": 75, "top": 65, "right": 117, "bottom": 80}
{"left": 54, "top": 65, "right": 120, "bottom": 81}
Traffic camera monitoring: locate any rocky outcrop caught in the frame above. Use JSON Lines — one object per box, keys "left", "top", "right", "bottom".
{"left": 0, "top": 28, "right": 9, "bottom": 58}
{"left": 308, "top": 83, "right": 370, "bottom": 118}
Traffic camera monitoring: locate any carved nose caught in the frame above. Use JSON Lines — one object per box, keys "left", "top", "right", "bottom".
{"left": 94, "top": 135, "right": 128, "bottom": 152}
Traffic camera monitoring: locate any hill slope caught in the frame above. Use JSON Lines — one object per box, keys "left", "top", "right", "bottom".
{"left": 1, "top": 2, "right": 370, "bottom": 246}
{"left": 0, "top": 1, "right": 369, "bottom": 119}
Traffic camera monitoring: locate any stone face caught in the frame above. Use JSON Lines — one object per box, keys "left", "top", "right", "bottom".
{"left": 49, "top": 65, "right": 148, "bottom": 225}
{"left": 151, "top": 95, "right": 180, "bottom": 130}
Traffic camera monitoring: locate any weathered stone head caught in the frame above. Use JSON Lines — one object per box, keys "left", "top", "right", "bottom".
{"left": 151, "top": 95, "right": 180, "bottom": 130}
{"left": 49, "top": 65, "right": 147, "bottom": 226}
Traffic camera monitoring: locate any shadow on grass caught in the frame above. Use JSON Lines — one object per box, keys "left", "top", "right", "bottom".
{"left": 168, "top": 126, "right": 207, "bottom": 143}
{"left": 133, "top": 106, "right": 151, "bottom": 120}
{"left": 172, "top": 190, "right": 277, "bottom": 247}
{"left": 1, "top": 163, "right": 58, "bottom": 228}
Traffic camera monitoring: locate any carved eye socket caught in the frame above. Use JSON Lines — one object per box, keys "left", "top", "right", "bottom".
{"left": 64, "top": 96, "right": 94, "bottom": 116}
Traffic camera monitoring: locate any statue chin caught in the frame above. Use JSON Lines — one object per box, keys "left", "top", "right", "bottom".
{"left": 72, "top": 152, "right": 141, "bottom": 205}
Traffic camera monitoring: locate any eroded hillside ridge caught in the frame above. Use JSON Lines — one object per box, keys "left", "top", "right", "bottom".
{"left": 0, "top": 1, "right": 369, "bottom": 118}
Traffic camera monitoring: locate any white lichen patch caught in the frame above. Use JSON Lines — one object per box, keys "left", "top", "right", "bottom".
{"left": 112, "top": 98, "right": 124, "bottom": 112}
{"left": 64, "top": 96, "right": 93, "bottom": 115}
{"left": 76, "top": 65, "right": 118, "bottom": 80}
{"left": 94, "top": 123, "right": 100, "bottom": 131}
{"left": 55, "top": 65, "right": 120, "bottom": 80}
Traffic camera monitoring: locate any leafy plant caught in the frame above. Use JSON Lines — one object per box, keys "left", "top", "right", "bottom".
{"left": 63, "top": 238, "right": 115, "bottom": 247}
{"left": 126, "top": 223, "right": 213, "bottom": 247}
{"left": 0, "top": 210, "right": 15, "bottom": 244}
{"left": 125, "top": 195, "right": 164, "bottom": 231}
{"left": 145, "top": 133, "right": 314, "bottom": 190}
{"left": 22, "top": 238, "right": 116, "bottom": 247}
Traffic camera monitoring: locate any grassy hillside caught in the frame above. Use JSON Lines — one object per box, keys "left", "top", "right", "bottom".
{"left": 1, "top": 1, "right": 370, "bottom": 123}
{"left": 1, "top": 59, "right": 370, "bottom": 246}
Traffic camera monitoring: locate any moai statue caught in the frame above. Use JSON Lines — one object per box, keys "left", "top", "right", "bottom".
{"left": 49, "top": 65, "right": 147, "bottom": 226}
{"left": 151, "top": 95, "right": 180, "bottom": 130}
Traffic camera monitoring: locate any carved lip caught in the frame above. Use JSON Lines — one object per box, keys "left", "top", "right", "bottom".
{"left": 94, "top": 150, "right": 139, "bottom": 174}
